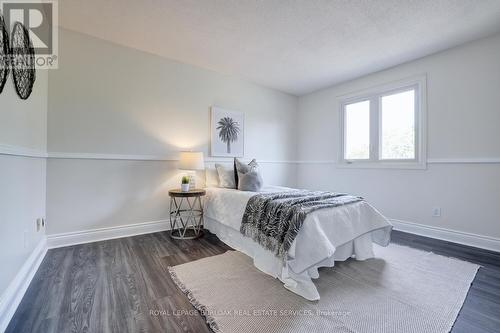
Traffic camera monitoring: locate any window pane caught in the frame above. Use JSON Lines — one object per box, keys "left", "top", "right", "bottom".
{"left": 345, "top": 100, "right": 370, "bottom": 160}
{"left": 381, "top": 90, "right": 415, "bottom": 159}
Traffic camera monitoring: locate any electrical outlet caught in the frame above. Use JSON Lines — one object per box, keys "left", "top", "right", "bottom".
{"left": 432, "top": 207, "right": 441, "bottom": 217}
{"left": 36, "top": 218, "right": 46, "bottom": 232}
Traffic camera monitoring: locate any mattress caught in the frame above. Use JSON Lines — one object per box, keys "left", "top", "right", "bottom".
{"left": 203, "top": 186, "right": 393, "bottom": 300}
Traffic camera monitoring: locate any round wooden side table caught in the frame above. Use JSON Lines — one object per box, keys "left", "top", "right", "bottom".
{"left": 168, "top": 189, "right": 206, "bottom": 240}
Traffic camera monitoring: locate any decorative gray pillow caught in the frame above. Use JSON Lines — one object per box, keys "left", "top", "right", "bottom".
{"left": 234, "top": 158, "right": 263, "bottom": 191}
{"left": 238, "top": 171, "right": 263, "bottom": 192}
{"left": 215, "top": 164, "right": 236, "bottom": 188}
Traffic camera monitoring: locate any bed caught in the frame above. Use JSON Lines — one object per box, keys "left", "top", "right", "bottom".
{"left": 203, "top": 184, "right": 393, "bottom": 301}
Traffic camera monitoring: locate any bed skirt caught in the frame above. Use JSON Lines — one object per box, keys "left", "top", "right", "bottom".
{"left": 204, "top": 216, "right": 391, "bottom": 301}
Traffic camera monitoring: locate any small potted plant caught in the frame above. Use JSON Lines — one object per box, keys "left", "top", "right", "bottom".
{"left": 181, "top": 176, "right": 190, "bottom": 192}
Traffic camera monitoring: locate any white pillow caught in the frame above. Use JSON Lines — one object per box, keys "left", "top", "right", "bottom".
{"left": 215, "top": 163, "right": 236, "bottom": 188}
{"left": 205, "top": 167, "right": 219, "bottom": 188}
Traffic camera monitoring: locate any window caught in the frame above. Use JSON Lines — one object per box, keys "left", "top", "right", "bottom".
{"left": 345, "top": 100, "right": 370, "bottom": 160}
{"left": 339, "top": 76, "right": 426, "bottom": 168}
{"left": 380, "top": 89, "right": 415, "bottom": 160}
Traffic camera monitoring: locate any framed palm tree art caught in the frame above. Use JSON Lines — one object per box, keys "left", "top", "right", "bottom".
{"left": 211, "top": 106, "right": 244, "bottom": 157}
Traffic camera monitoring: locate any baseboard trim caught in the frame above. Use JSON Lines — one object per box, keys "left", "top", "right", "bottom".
{"left": 47, "top": 217, "right": 500, "bottom": 253}
{"left": 46, "top": 219, "right": 171, "bottom": 249}
{"left": 391, "top": 219, "right": 500, "bottom": 253}
{"left": 0, "top": 238, "right": 48, "bottom": 333}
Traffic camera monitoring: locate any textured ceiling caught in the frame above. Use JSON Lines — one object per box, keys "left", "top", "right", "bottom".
{"left": 59, "top": 0, "right": 500, "bottom": 95}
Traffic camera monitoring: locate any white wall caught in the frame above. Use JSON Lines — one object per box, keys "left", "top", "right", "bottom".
{"left": 0, "top": 71, "right": 48, "bottom": 298}
{"left": 297, "top": 33, "right": 500, "bottom": 240}
{"left": 46, "top": 29, "right": 298, "bottom": 235}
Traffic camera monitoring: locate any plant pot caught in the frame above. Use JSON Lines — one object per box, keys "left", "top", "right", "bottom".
{"left": 181, "top": 183, "right": 190, "bottom": 192}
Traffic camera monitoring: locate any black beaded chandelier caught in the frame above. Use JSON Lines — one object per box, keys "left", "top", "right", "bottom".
{"left": 10, "top": 21, "right": 35, "bottom": 99}
{"left": 0, "top": 14, "right": 9, "bottom": 94}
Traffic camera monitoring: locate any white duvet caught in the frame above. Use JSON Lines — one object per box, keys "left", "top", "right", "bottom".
{"left": 203, "top": 185, "right": 392, "bottom": 300}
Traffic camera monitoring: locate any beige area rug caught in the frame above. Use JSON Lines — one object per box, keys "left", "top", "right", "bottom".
{"left": 168, "top": 244, "right": 479, "bottom": 333}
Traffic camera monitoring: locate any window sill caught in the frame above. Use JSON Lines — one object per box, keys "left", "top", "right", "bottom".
{"left": 336, "top": 161, "right": 427, "bottom": 170}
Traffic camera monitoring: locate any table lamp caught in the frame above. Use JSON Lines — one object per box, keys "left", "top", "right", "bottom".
{"left": 178, "top": 151, "right": 205, "bottom": 190}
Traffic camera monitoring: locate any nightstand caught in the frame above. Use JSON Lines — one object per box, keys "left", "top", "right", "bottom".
{"left": 168, "top": 189, "right": 206, "bottom": 239}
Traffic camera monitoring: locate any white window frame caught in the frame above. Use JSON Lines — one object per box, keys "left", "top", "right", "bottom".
{"left": 338, "top": 75, "right": 427, "bottom": 169}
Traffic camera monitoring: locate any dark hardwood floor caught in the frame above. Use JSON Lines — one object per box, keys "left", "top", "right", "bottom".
{"left": 6, "top": 230, "right": 500, "bottom": 333}
{"left": 390, "top": 231, "right": 500, "bottom": 333}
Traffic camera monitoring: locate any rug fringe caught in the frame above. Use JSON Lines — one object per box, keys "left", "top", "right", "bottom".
{"left": 167, "top": 266, "right": 222, "bottom": 333}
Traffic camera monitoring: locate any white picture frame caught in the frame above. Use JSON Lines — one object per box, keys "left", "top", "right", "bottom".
{"left": 210, "top": 106, "right": 244, "bottom": 157}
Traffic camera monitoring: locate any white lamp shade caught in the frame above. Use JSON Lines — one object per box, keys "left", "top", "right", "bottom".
{"left": 178, "top": 151, "right": 205, "bottom": 170}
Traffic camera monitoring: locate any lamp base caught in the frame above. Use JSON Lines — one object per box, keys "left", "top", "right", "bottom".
{"left": 187, "top": 172, "right": 196, "bottom": 189}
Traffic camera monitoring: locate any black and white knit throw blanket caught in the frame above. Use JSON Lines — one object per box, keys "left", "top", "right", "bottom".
{"left": 241, "top": 190, "right": 363, "bottom": 259}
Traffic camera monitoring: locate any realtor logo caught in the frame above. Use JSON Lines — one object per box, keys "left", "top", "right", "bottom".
{"left": 1, "top": 0, "right": 58, "bottom": 68}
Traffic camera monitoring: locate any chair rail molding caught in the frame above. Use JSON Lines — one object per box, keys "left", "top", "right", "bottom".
{"left": 426, "top": 157, "right": 500, "bottom": 164}
{"left": 0, "top": 144, "right": 48, "bottom": 158}
{"left": 0, "top": 149, "right": 484, "bottom": 164}
{"left": 296, "top": 158, "right": 500, "bottom": 165}
{"left": 46, "top": 151, "right": 298, "bottom": 164}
